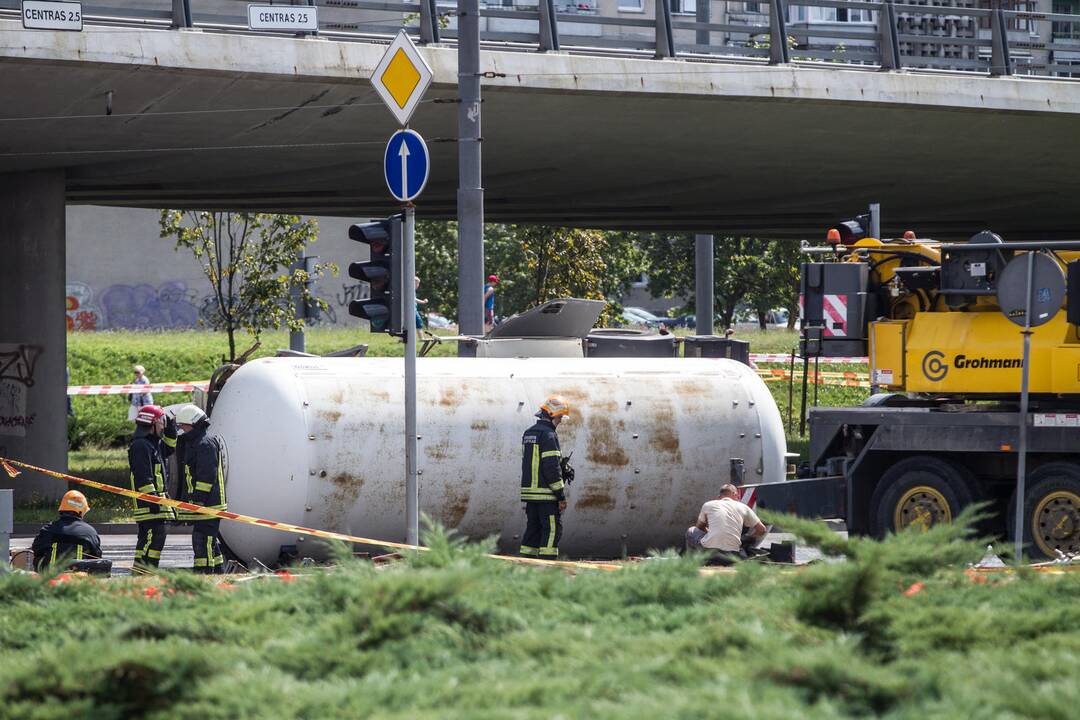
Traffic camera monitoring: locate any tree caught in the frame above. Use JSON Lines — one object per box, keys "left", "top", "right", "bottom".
{"left": 639, "top": 235, "right": 802, "bottom": 331}
{"left": 160, "top": 211, "right": 336, "bottom": 361}
{"left": 415, "top": 222, "right": 644, "bottom": 326}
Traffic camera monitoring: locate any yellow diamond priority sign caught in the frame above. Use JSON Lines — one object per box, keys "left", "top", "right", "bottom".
{"left": 371, "top": 30, "right": 433, "bottom": 127}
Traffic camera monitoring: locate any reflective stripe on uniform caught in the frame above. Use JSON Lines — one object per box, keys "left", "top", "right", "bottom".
{"left": 75, "top": 546, "right": 83, "bottom": 560}
{"left": 541, "top": 450, "right": 561, "bottom": 459}
{"left": 50, "top": 543, "right": 58, "bottom": 564}
{"left": 545, "top": 514, "right": 557, "bottom": 552}
{"left": 521, "top": 490, "right": 556, "bottom": 501}
{"left": 519, "top": 546, "right": 539, "bottom": 556}
{"left": 194, "top": 482, "right": 213, "bottom": 492}
{"left": 147, "top": 549, "right": 161, "bottom": 559}
{"left": 549, "top": 480, "right": 565, "bottom": 492}
{"left": 136, "top": 529, "right": 154, "bottom": 561}
{"left": 137, "top": 484, "right": 156, "bottom": 493}
{"left": 530, "top": 445, "right": 540, "bottom": 489}
{"left": 163, "top": 435, "right": 177, "bottom": 449}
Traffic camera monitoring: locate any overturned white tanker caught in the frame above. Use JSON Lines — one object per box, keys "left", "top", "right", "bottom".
{"left": 210, "top": 356, "right": 787, "bottom": 564}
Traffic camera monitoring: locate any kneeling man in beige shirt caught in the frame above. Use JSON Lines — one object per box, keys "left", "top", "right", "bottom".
{"left": 686, "top": 483, "right": 767, "bottom": 558}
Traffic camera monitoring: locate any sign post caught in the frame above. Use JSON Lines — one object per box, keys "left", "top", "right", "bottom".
{"left": 997, "top": 251, "right": 1065, "bottom": 563}
{"left": 372, "top": 31, "right": 432, "bottom": 547}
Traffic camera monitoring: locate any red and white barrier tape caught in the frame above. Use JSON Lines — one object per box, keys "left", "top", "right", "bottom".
{"left": 67, "top": 382, "right": 209, "bottom": 396}
{"left": 750, "top": 354, "right": 869, "bottom": 364}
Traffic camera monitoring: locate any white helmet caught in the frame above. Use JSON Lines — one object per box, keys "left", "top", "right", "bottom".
{"left": 174, "top": 404, "right": 207, "bottom": 426}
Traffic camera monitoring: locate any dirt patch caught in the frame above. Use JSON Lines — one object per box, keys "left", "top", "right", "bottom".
{"left": 329, "top": 388, "right": 345, "bottom": 405}
{"left": 470, "top": 421, "right": 489, "bottom": 431}
{"left": 585, "top": 415, "right": 630, "bottom": 467}
{"left": 575, "top": 487, "right": 616, "bottom": 511}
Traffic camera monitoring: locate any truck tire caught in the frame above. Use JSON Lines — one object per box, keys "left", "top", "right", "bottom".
{"left": 869, "top": 456, "right": 975, "bottom": 538}
{"left": 1007, "top": 462, "right": 1080, "bottom": 561}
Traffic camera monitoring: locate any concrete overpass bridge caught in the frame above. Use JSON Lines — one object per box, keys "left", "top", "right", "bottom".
{"left": 3, "top": 0, "right": 1080, "bottom": 495}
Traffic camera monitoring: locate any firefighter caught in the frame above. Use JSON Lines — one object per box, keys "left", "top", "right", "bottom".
{"left": 174, "top": 404, "right": 227, "bottom": 574}
{"left": 519, "top": 395, "right": 573, "bottom": 559}
{"left": 129, "top": 404, "right": 177, "bottom": 569}
{"left": 31, "top": 490, "right": 102, "bottom": 571}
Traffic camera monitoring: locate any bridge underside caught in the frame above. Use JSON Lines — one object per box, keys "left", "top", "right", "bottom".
{"left": 2, "top": 23, "right": 1080, "bottom": 239}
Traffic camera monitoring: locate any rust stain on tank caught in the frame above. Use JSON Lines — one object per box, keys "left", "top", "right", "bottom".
{"left": 585, "top": 415, "right": 629, "bottom": 466}
{"left": 445, "top": 495, "right": 470, "bottom": 527}
{"left": 329, "top": 472, "right": 365, "bottom": 491}
{"left": 318, "top": 409, "right": 343, "bottom": 424}
{"left": 425, "top": 440, "right": 453, "bottom": 461}
{"left": 438, "top": 386, "right": 464, "bottom": 407}
{"left": 329, "top": 388, "right": 345, "bottom": 405}
{"left": 470, "top": 420, "right": 489, "bottom": 431}
{"left": 649, "top": 427, "right": 682, "bottom": 459}
{"left": 575, "top": 487, "right": 616, "bottom": 511}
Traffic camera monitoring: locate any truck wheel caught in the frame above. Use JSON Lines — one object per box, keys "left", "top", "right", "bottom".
{"left": 1007, "top": 463, "right": 1080, "bottom": 561}
{"left": 870, "top": 456, "right": 974, "bottom": 538}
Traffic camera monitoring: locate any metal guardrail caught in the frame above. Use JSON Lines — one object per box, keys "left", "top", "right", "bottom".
{"left": 3, "top": 0, "right": 1080, "bottom": 78}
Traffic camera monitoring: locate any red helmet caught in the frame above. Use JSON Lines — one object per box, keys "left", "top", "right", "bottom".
{"left": 135, "top": 404, "right": 165, "bottom": 425}
{"left": 487, "top": 275, "right": 499, "bottom": 284}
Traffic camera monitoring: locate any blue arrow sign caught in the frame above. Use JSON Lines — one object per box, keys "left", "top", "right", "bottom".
{"left": 384, "top": 129, "right": 430, "bottom": 203}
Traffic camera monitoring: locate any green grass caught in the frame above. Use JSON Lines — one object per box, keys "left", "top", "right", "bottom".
{"left": 0, "top": 519, "right": 1072, "bottom": 719}
{"left": 68, "top": 328, "right": 457, "bottom": 449}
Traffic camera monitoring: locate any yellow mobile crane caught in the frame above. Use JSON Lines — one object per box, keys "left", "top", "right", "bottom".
{"left": 755, "top": 225, "right": 1080, "bottom": 559}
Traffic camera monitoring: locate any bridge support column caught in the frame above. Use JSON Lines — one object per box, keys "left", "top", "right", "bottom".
{"left": 457, "top": 0, "right": 485, "bottom": 355}
{"left": 695, "top": 234, "right": 714, "bottom": 335}
{"left": 0, "top": 170, "right": 68, "bottom": 501}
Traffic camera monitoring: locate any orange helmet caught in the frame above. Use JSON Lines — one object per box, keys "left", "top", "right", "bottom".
{"left": 539, "top": 395, "right": 570, "bottom": 419}
{"left": 58, "top": 490, "right": 89, "bottom": 517}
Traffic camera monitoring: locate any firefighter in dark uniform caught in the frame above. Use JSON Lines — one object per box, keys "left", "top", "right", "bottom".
{"left": 129, "top": 404, "right": 177, "bottom": 569}
{"left": 31, "top": 490, "right": 102, "bottom": 571}
{"left": 519, "top": 395, "right": 573, "bottom": 559}
{"left": 174, "top": 404, "right": 227, "bottom": 574}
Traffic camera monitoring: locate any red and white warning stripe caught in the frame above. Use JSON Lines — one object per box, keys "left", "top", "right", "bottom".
{"left": 67, "top": 382, "right": 209, "bottom": 396}
{"left": 821, "top": 294, "right": 848, "bottom": 337}
{"left": 740, "top": 487, "right": 757, "bottom": 508}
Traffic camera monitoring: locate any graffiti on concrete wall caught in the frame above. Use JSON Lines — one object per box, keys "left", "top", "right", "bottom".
{"left": 66, "top": 281, "right": 351, "bottom": 330}
{"left": 335, "top": 282, "right": 369, "bottom": 309}
{"left": 0, "top": 343, "right": 40, "bottom": 437}
{"left": 100, "top": 281, "right": 201, "bottom": 329}
{"left": 65, "top": 283, "right": 102, "bottom": 332}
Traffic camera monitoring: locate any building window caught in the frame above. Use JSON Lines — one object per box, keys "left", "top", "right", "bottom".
{"left": 618, "top": 0, "right": 643, "bottom": 11}
{"left": 788, "top": 5, "right": 871, "bottom": 22}
{"left": 1054, "top": 0, "right": 1080, "bottom": 39}
{"left": 671, "top": 0, "right": 696, "bottom": 13}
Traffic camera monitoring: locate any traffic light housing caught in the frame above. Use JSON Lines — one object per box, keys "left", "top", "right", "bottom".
{"left": 348, "top": 216, "right": 404, "bottom": 334}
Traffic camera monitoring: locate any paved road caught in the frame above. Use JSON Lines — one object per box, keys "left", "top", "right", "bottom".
{"left": 11, "top": 531, "right": 833, "bottom": 575}
{"left": 10, "top": 535, "right": 194, "bottom": 576}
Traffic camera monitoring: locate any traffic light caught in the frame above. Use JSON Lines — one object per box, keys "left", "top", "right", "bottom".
{"left": 348, "top": 216, "right": 404, "bottom": 334}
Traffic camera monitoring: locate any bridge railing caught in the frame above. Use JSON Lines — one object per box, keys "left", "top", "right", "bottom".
{"left": 3, "top": 0, "right": 1080, "bottom": 79}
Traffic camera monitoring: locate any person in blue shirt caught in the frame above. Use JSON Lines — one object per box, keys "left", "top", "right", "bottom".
{"left": 484, "top": 274, "right": 498, "bottom": 332}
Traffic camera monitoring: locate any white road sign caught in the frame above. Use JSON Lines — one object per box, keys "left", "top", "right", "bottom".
{"left": 371, "top": 30, "right": 433, "bottom": 127}
{"left": 21, "top": 0, "right": 82, "bottom": 31}
{"left": 247, "top": 4, "right": 318, "bottom": 32}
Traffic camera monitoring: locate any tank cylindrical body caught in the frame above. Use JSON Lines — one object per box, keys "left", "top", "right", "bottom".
{"left": 210, "top": 357, "right": 786, "bottom": 564}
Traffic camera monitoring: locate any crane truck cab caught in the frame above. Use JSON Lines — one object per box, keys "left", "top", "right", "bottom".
{"left": 754, "top": 226, "right": 1080, "bottom": 560}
